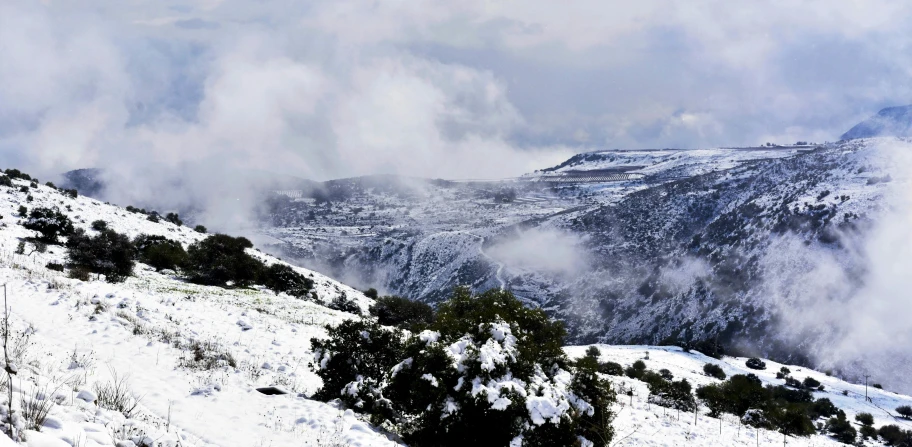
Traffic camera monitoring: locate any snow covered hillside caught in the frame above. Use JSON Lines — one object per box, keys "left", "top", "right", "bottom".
{"left": 565, "top": 345, "right": 912, "bottom": 446}
{"left": 0, "top": 169, "right": 910, "bottom": 446}
{"left": 0, "top": 176, "right": 394, "bottom": 446}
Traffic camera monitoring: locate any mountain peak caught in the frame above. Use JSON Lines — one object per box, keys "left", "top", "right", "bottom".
{"left": 841, "top": 104, "right": 912, "bottom": 140}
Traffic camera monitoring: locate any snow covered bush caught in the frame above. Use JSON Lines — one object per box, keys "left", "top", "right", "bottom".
{"left": 23, "top": 207, "right": 74, "bottom": 244}
{"left": 311, "top": 319, "right": 405, "bottom": 413}
{"left": 66, "top": 228, "right": 136, "bottom": 283}
{"left": 312, "top": 287, "right": 616, "bottom": 447}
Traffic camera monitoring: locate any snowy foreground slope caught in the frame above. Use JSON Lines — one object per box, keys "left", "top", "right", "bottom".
{"left": 0, "top": 177, "right": 909, "bottom": 446}
{"left": 565, "top": 346, "right": 912, "bottom": 446}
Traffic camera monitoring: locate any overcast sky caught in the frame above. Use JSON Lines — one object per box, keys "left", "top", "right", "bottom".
{"left": 2, "top": 0, "right": 912, "bottom": 183}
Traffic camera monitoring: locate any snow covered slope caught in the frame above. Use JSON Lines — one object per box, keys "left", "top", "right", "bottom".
{"left": 0, "top": 176, "right": 395, "bottom": 446}
{"left": 566, "top": 345, "right": 912, "bottom": 447}
{"left": 1, "top": 168, "right": 910, "bottom": 446}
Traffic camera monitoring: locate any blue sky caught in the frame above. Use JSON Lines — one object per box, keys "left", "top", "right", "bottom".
{"left": 2, "top": 0, "right": 912, "bottom": 184}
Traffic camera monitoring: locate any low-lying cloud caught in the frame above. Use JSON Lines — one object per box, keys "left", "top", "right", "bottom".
{"left": 762, "top": 139, "right": 912, "bottom": 391}
{"left": 487, "top": 228, "right": 590, "bottom": 276}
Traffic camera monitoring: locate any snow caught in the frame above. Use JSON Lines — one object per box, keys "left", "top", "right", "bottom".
{"left": 0, "top": 174, "right": 909, "bottom": 446}
{"left": 0, "top": 177, "right": 398, "bottom": 446}
{"left": 566, "top": 344, "right": 912, "bottom": 446}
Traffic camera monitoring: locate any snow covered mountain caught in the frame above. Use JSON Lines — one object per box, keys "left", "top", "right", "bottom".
{"left": 0, "top": 168, "right": 910, "bottom": 446}
{"left": 841, "top": 105, "right": 912, "bottom": 140}
{"left": 258, "top": 138, "right": 911, "bottom": 392}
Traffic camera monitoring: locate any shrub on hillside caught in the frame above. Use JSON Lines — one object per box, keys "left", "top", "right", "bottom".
{"left": 62, "top": 188, "right": 77, "bottom": 198}
{"left": 625, "top": 360, "right": 647, "bottom": 380}
{"left": 261, "top": 263, "right": 314, "bottom": 298}
{"left": 67, "top": 228, "right": 135, "bottom": 283}
{"left": 599, "top": 361, "right": 624, "bottom": 376}
{"left": 745, "top": 357, "right": 766, "bottom": 370}
{"left": 363, "top": 288, "right": 379, "bottom": 299}
{"left": 0, "top": 176, "right": 11, "bottom": 187}
{"left": 695, "top": 374, "right": 825, "bottom": 438}
{"left": 17, "top": 206, "right": 27, "bottom": 217}
{"left": 827, "top": 412, "right": 856, "bottom": 444}
{"left": 312, "top": 287, "right": 615, "bottom": 447}
{"left": 184, "top": 234, "right": 260, "bottom": 287}
{"left": 879, "top": 424, "right": 912, "bottom": 445}
{"left": 193, "top": 225, "right": 207, "bottom": 233}
{"left": 91, "top": 220, "right": 108, "bottom": 231}
{"left": 164, "top": 212, "right": 182, "bottom": 226}
{"left": 327, "top": 294, "right": 361, "bottom": 313}
{"left": 4, "top": 169, "right": 31, "bottom": 181}
{"left": 897, "top": 405, "right": 912, "bottom": 419}
{"left": 369, "top": 295, "right": 434, "bottom": 329}
{"left": 147, "top": 213, "right": 160, "bottom": 223}
{"left": 802, "top": 376, "right": 821, "bottom": 389}
{"left": 703, "top": 363, "right": 726, "bottom": 380}
{"left": 23, "top": 207, "right": 74, "bottom": 244}
{"left": 855, "top": 412, "right": 874, "bottom": 426}
{"left": 133, "top": 234, "right": 187, "bottom": 271}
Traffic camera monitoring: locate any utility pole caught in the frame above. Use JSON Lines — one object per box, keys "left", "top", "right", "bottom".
{"left": 864, "top": 374, "right": 871, "bottom": 402}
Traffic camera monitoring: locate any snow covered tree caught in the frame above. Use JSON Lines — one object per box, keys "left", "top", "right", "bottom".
{"left": 313, "top": 287, "right": 616, "bottom": 447}
{"left": 23, "top": 207, "right": 74, "bottom": 244}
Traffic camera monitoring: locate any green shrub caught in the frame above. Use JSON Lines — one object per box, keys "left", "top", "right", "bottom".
{"left": 66, "top": 228, "right": 135, "bottom": 283}
{"left": 133, "top": 234, "right": 187, "bottom": 271}
{"left": 369, "top": 295, "right": 435, "bottom": 329}
{"left": 68, "top": 267, "right": 91, "bottom": 281}
{"left": 328, "top": 294, "right": 361, "bottom": 313}
{"left": 312, "top": 287, "right": 614, "bottom": 447}
{"left": 193, "top": 225, "right": 207, "bottom": 233}
{"left": 23, "top": 207, "right": 74, "bottom": 244}
{"left": 363, "top": 288, "right": 379, "bottom": 299}
{"left": 625, "top": 360, "right": 647, "bottom": 380}
{"left": 0, "top": 176, "right": 11, "bottom": 187}
{"left": 897, "top": 405, "right": 912, "bottom": 419}
{"left": 745, "top": 357, "right": 766, "bottom": 370}
{"left": 147, "top": 213, "right": 160, "bottom": 223}
{"left": 703, "top": 363, "right": 726, "bottom": 380}
{"left": 17, "top": 206, "right": 27, "bottom": 217}
{"left": 4, "top": 169, "right": 31, "bottom": 181}
{"left": 91, "top": 220, "right": 108, "bottom": 231}
{"left": 261, "top": 263, "right": 314, "bottom": 297}
{"left": 827, "top": 413, "right": 856, "bottom": 444}
{"left": 802, "top": 377, "right": 821, "bottom": 389}
{"left": 164, "top": 212, "right": 182, "bottom": 226}
{"left": 808, "top": 398, "right": 838, "bottom": 419}
{"left": 311, "top": 319, "right": 404, "bottom": 408}
{"left": 879, "top": 424, "right": 912, "bottom": 445}
{"left": 45, "top": 262, "right": 64, "bottom": 272}
{"left": 859, "top": 424, "right": 878, "bottom": 440}
{"left": 599, "top": 361, "right": 624, "bottom": 376}
{"left": 184, "top": 234, "right": 260, "bottom": 287}
{"left": 855, "top": 412, "right": 874, "bottom": 426}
